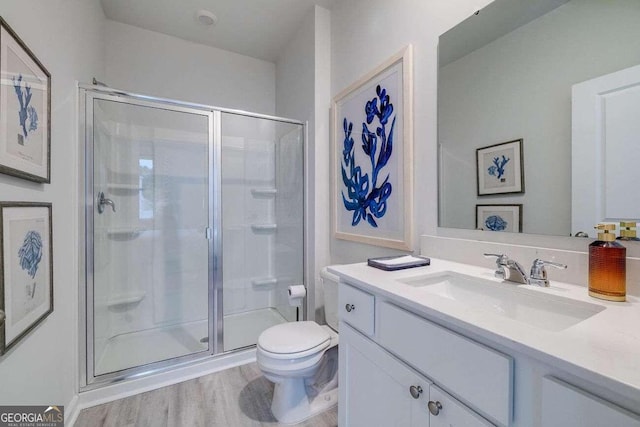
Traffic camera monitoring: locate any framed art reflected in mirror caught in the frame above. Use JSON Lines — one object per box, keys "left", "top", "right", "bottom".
{"left": 476, "top": 204, "right": 522, "bottom": 233}
{"left": 476, "top": 139, "right": 524, "bottom": 196}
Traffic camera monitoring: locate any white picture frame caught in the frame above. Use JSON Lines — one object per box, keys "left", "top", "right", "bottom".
{"left": 331, "top": 45, "right": 413, "bottom": 251}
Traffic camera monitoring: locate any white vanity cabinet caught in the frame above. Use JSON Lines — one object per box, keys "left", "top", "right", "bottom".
{"left": 339, "top": 282, "right": 499, "bottom": 426}
{"left": 332, "top": 261, "right": 640, "bottom": 427}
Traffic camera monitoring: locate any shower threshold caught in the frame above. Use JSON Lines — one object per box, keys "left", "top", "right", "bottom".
{"left": 94, "top": 308, "right": 289, "bottom": 375}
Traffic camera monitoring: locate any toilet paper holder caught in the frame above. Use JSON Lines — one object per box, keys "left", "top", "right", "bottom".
{"left": 288, "top": 285, "right": 306, "bottom": 307}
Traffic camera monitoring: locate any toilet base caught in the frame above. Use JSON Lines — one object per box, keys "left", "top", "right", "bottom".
{"left": 271, "top": 379, "right": 337, "bottom": 425}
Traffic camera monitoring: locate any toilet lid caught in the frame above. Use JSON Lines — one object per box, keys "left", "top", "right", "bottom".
{"left": 258, "top": 321, "right": 330, "bottom": 354}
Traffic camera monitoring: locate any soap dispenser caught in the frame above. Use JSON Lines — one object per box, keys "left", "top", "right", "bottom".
{"left": 589, "top": 224, "right": 626, "bottom": 302}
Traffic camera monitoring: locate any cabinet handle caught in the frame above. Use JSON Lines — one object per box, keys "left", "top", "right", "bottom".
{"left": 409, "top": 385, "right": 423, "bottom": 399}
{"left": 345, "top": 304, "right": 355, "bottom": 312}
{"left": 427, "top": 400, "right": 443, "bottom": 416}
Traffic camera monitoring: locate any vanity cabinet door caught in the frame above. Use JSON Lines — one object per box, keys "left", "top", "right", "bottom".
{"left": 429, "top": 385, "right": 494, "bottom": 427}
{"left": 339, "top": 322, "right": 431, "bottom": 427}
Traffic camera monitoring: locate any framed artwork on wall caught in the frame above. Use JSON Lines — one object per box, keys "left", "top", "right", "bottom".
{"left": 0, "top": 17, "right": 51, "bottom": 183}
{"left": 332, "top": 45, "right": 413, "bottom": 251}
{"left": 0, "top": 202, "right": 53, "bottom": 355}
{"left": 476, "top": 139, "right": 523, "bottom": 196}
{"left": 476, "top": 204, "right": 522, "bottom": 233}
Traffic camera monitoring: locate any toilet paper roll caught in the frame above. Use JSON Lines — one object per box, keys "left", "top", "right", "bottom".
{"left": 288, "top": 285, "right": 306, "bottom": 307}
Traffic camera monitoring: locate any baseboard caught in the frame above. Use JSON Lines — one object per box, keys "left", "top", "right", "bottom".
{"left": 65, "top": 394, "right": 80, "bottom": 427}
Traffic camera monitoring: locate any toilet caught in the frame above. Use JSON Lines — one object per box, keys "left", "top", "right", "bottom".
{"left": 256, "top": 268, "right": 339, "bottom": 424}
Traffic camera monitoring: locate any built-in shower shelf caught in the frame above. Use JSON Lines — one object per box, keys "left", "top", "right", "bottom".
{"left": 107, "top": 291, "right": 146, "bottom": 309}
{"left": 106, "top": 227, "right": 148, "bottom": 239}
{"left": 251, "top": 224, "right": 277, "bottom": 233}
{"left": 251, "top": 278, "right": 278, "bottom": 288}
{"left": 251, "top": 188, "right": 277, "bottom": 197}
{"left": 107, "top": 183, "right": 142, "bottom": 191}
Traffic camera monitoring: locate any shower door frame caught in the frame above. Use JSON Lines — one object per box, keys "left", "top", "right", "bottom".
{"left": 78, "top": 85, "right": 308, "bottom": 390}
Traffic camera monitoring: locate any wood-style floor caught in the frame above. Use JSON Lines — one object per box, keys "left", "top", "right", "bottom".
{"left": 74, "top": 363, "right": 338, "bottom": 427}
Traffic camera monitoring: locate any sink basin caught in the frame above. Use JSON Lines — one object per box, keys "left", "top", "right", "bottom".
{"left": 399, "top": 272, "right": 605, "bottom": 331}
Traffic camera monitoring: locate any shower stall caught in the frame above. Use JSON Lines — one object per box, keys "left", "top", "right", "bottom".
{"left": 80, "top": 86, "right": 305, "bottom": 386}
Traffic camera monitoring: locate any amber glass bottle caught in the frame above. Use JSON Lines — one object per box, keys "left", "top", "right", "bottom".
{"left": 589, "top": 224, "right": 626, "bottom": 302}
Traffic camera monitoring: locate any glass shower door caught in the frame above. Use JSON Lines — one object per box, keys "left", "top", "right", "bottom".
{"left": 220, "top": 112, "right": 304, "bottom": 351}
{"left": 89, "top": 95, "right": 213, "bottom": 377}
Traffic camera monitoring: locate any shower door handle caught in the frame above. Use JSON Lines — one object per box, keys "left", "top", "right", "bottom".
{"left": 97, "top": 192, "right": 116, "bottom": 214}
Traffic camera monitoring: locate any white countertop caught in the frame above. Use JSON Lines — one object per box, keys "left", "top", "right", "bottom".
{"left": 328, "top": 258, "right": 640, "bottom": 403}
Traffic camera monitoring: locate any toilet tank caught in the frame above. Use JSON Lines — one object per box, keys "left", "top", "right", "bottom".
{"left": 320, "top": 268, "right": 340, "bottom": 331}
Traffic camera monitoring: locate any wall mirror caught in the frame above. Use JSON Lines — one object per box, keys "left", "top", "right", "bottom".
{"left": 437, "top": 0, "right": 640, "bottom": 239}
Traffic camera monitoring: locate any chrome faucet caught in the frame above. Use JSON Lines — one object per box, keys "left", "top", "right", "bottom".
{"left": 484, "top": 253, "right": 528, "bottom": 284}
{"left": 528, "top": 259, "right": 567, "bottom": 287}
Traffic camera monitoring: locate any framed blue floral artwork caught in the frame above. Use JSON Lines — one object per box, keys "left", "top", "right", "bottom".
{"left": 332, "top": 46, "right": 413, "bottom": 251}
{"left": 476, "top": 139, "right": 524, "bottom": 196}
{"left": 0, "top": 202, "right": 53, "bottom": 355}
{"left": 476, "top": 204, "right": 522, "bottom": 233}
{"left": 0, "top": 17, "right": 51, "bottom": 183}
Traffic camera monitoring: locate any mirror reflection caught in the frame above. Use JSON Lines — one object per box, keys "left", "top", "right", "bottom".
{"left": 438, "top": 0, "right": 640, "bottom": 237}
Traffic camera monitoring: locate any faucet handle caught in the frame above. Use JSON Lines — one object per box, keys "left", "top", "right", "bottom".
{"left": 529, "top": 259, "right": 567, "bottom": 287}
{"left": 484, "top": 253, "right": 507, "bottom": 279}
{"left": 532, "top": 259, "right": 567, "bottom": 270}
{"left": 484, "top": 253, "right": 507, "bottom": 262}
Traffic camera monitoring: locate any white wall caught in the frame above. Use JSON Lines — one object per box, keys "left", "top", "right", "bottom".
{"left": 0, "top": 0, "right": 104, "bottom": 413}
{"left": 276, "top": 6, "right": 331, "bottom": 320}
{"left": 329, "top": 0, "right": 492, "bottom": 264}
{"left": 439, "top": 0, "right": 640, "bottom": 235}
{"left": 105, "top": 20, "right": 276, "bottom": 115}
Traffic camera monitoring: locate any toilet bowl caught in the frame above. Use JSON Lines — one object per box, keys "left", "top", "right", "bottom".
{"left": 256, "top": 268, "right": 339, "bottom": 424}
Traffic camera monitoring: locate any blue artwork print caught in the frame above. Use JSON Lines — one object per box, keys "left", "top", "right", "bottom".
{"left": 18, "top": 230, "right": 43, "bottom": 279}
{"left": 487, "top": 155, "right": 510, "bottom": 180}
{"left": 13, "top": 74, "right": 39, "bottom": 143}
{"left": 341, "top": 85, "right": 395, "bottom": 228}
{"left": 485, "top": 215, "right": 508, "bottom": 231}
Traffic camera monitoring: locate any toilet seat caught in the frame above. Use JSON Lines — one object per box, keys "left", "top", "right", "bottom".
{"left": 257, "top": 323, "right": 336, "bottom": 376}
{"left": 258, "top": 321, "right": 330, "bottom": 358}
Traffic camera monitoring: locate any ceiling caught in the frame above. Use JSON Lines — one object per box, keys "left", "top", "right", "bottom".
{"left": 101, "top": 0, "right": 337, "bottom": 63}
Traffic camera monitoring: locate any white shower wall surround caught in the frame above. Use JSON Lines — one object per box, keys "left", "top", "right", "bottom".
{"left": 275, "top": 128, "right": 305, "bottom": 311}
{"left": 221, "top": 118, "right": 277, "bottom": 318}
{"left": 83, "top": 87, "right": 305, "bottom": 387}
